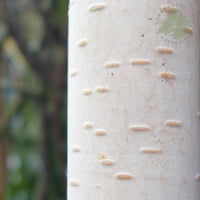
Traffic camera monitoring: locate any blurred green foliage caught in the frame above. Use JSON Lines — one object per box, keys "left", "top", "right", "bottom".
{"left": 0, "top": 0, "right": 67, "bottom": 199}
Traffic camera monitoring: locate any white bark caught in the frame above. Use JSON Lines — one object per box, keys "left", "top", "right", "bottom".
{"left": 68, "top": 1, "right": 200, "bottom": 199}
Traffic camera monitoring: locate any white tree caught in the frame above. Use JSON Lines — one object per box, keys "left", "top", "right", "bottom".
{"left": 68, "top": 1, "right": 200, "bottom": 199}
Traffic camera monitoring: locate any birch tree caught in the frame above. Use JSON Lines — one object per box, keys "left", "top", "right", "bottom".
{"left": 68, "top": 0, "right": 200, "bottom": 199}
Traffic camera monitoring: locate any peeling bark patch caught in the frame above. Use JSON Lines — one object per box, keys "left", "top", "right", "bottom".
{"left": 129, "top": 125, "right": 150, "bottom": 131}
{"left": 83, "top": 89, "right": 92, "bottom": 95}
{"left": 70, "top": 69, "right": 78, "bottom": 76}
{"left": 140, "top": 147, "right": 161, "bottom": 153}
{"left": 161, "top": 71, "right": 176, "bottom": 79}
{"left": 88, "top": 3, "right": 106, "bottom": 11}
{"left": 100, "top": 159, "right": 113, "bottom": 166}
{"left": 84, "top": 122, "right": 93, "bottom": 129}
{"left": 156, "top": 47, "right": 174, "bottom": 54}
{"left": 72, "top": 145, "right": 80, "bottom": 152}
{"left": 183, "top": 26, "right": 193, "bottom": 34}
{"left": 196, "top": 174, "right": 200, "bottom": 181}
{"left": 105, "top": 61, "right": 119, "bottom": 68}
{"left": 131, "top": 59, "right": 151, "bottom": 65}
{"left": 99, "top": 153, "right": 106, "bottom": 160}
{"left": 161, "top": 5, "right": 177, "bottom": 13}
{"left": 95, "top": 129, "right": 106, "bottom": 136}
{"left": 96, "top": 86, "right": 109, "bottom": 93}
{"left": 164, "top": 120, "right": 181, "bottom": 127}
{"left": 69, "top": 179, "right": 79, "bottom": 187}
{"left": 116, "top": 173, "right": 132, "bottom": 180}
{"left": 77, "top": 39, "right": 87, "bottom": 47}
{"left": 198, "top": 112, "right": 200, "bottom": 118}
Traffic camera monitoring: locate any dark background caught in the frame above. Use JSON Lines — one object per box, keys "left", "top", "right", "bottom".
{"left": 0, "top": 0, "right": 67, "bottom": 199}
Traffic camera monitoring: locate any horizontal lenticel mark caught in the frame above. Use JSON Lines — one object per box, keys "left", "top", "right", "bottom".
{"left": 116, "top": 173, "right": 133, "bottom": 180}
{"left": 161, "top": 5, "right": 177, "bottom": 13}
{"left": 156, "top": 47, "right": 174, "bottom": 54}
{"left": 140, "top": 147, "right": 161, "bottom": 153}
{"left": 183, "top": 26, "right": 193, "bottom": 34}
{"left": 129, "top": 125, "right": 151, "bottom": 131}
{"left": 95, "top": 184, "right": 103, "bottom": 188}
{"left": 100, "top": 159, "right": 114, "bottom": 166}
{"left": 164, "top": 120, "right": 181, "bottom": 127}
{"left": 84, "top": 122, "right": 93, "bottom": 129}
{"left": 72, "top": 145, "right": 80, "bottom": 152}
{"left": 88, "top": 3, "right": 106, "bottom": 11}
{"left": 70, "top": 69, "right": 78, "bottom": 76}
{"left": 105, "top": 61, "right": 120, "bottom": 68}
{"left": 69, "top": 179, "right": 79, "bottom": 187}
{"left": 77, "top": 39, "right": 87, "bottom": 47}
{"left": 131, "top": 59, "right": 151, "bottom": 65}
{"left": 95, "top": 129, "right": 107, "bottom": 136}
{"left": 83, "top": 89, "right": 92, "bottom": 95}
{"left": 161, "top": 71, "right": 176, "bottom": 79}
{"left": 96, "top": 86, "right": 109, "bottom": 93}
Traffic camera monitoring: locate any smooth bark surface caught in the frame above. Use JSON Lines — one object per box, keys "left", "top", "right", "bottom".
{"left": 68, "top": 1, "right": 200, "bottom": 199}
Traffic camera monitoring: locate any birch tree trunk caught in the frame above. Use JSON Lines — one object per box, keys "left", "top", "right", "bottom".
{"left": 68, "top": 0, "right": 200, "bottom": 199}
